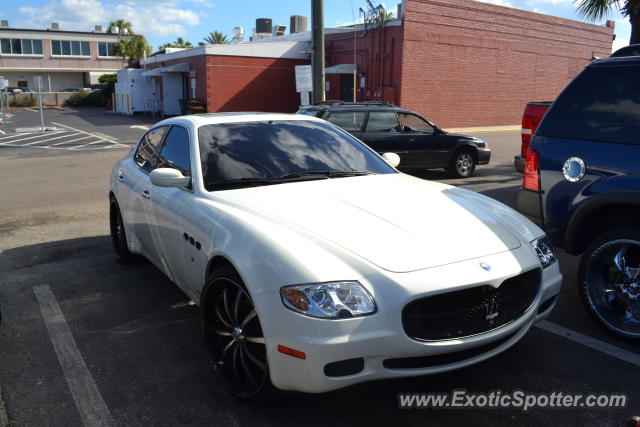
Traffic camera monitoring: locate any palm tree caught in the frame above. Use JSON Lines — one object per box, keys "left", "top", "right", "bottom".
{"left": 116, "top": 34, "right": 152, "bottom": 68}
{"left": 575, "top": 0, "right": 640, "bottom": 44}
{"left": 203, "top": 31, "right": 229, "bottom": 44}
{"left": 107, "top": 19, "right": 133, "bottom": 35}
{"left": 158, "top": 37, "right": 193, "bottom": 50}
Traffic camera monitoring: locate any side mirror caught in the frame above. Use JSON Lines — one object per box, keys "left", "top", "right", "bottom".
{"left": 382, "top": 152, "right": 401, "bottom": 168}
{"left": 149, "top": 168, "right": 190, "bottom": 188}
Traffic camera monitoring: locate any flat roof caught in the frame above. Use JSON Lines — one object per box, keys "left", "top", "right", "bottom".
{"left": 0, "top": 27, "right": 120, "bottom": 37}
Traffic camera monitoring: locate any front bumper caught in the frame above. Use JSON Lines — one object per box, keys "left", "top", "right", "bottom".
{"left": 477, "top": 147, "right": 491, "bottom": 165}
{"left": 264, "top": 245, "right": 562, "bottom": 393}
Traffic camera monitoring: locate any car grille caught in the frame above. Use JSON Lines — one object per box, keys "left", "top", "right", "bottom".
{"left": 402, "top": 269, "right": 541, "bottom": 341}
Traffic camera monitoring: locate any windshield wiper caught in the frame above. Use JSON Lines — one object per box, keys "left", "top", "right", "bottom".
{"left": 207, "top": 171, "right": 375, "bottom": 191}
{"left": 278, "top": 170, "right": 373, "bottom": 180}
{"left": 207, "top": 177, "right": 276, "bottom": 190}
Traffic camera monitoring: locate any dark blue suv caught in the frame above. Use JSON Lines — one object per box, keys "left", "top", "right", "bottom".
{"left": 516, "top": 49, "right": 640, "bottom": 340}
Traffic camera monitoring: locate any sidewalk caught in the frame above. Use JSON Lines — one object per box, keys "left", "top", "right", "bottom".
{"left": 444, "top": 125, "right": 520, "bottom": 133}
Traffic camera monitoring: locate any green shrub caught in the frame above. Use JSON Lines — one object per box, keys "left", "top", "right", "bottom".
{"left": 64, "top": 90, "right": 107, "bottom": 107}
{"left": 9, "top": 94, "right": 36, "bottom": 107}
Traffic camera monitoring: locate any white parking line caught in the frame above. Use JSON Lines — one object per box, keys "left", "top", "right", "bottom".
{"left": 21, "top": 132, "right": 80, "bottom": 146}
{"left": 0, "top": 384, "right": 8, "bottom": 427}
{"left": 50, "top": 135, "right": 92, "bottom": 146}
{"left": 33, "top": 285, "right": 114, "bottom": 426}
{"left": 69, "top": 139, "right": 110, "bottom": 150}
{"left": 0, "top": 131, "right": 66, "bottom": 145}
{"left": 51, "top": 122, "right": 126, "bottom": 146}
{"left": 536, "top": 320, "right": 640, "bottom": 368}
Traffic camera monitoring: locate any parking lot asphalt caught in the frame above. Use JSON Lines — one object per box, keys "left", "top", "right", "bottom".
{"left": 0, "top": 108, "right": 638, "bottom": 427}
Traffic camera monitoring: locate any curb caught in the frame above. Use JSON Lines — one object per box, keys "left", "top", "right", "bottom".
{"left": 444, "top": 125, "right": 521, "bottom": 133}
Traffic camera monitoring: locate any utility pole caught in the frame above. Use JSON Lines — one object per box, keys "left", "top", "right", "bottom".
{"left": 311, "top": 0, "right": 325, "bottom": 104}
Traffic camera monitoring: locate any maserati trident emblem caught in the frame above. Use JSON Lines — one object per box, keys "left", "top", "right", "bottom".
{"left": 479, "top": 262, "right": 491, "bottom": 271}
{"left": 485, "top": 296, "right": 499, "bottom": 323}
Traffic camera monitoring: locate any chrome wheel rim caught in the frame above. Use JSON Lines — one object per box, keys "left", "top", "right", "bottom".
{"left": 456, "top": 153, "right": 473, "bottom": 176}
{"left": 202, "top": 277, "right": 267, "bottom": 396}
{"left": 584, "top": 239, "right": 640, "bottom": 337}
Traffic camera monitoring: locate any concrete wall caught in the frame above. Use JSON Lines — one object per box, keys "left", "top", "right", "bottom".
{"left": 400, "top": 0, "right": 614, "bottom": 127}
{"left": 1, "top": 71, "right": 93, "bottom": 91}
{"left": 5, "top": 92, "right": 75, "bottom": 107}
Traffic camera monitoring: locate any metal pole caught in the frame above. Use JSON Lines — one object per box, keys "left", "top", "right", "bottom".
{"left": 353, "top": 24, "right": 357, "bottom": 102}
{"left": 1, "top": 88, "right": 6, "bottom": 133}
{"left": 36, "top": 76, "right": 45, "bottom": 133}
{"left": 311, "top": 0, "right": 325, "bottom": 104}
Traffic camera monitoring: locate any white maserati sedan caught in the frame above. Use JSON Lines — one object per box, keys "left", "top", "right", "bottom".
{"left": 109, "top": 113, "right": 562, "bottom": 400}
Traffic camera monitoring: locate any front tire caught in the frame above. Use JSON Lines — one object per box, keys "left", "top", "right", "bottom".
{"left": 578, "top": 227, "right": 640, "bottom": 341}
{"left": 109, "top": 198, "right": 135, "bottom": 264}
{"left": 201, "top": 266, "right": 277, "bottom": 402}
{"left": 449, "top": 149, "right": 476, "bottom": 178}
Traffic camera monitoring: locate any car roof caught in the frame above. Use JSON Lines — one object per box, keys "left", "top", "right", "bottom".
{"left": 300, "top": 101, "right": 409, "bottom": 113}
{"left": 154, "top": 112, "right": 325, "bottom": 128}
{"left": 589, "top": 55, "right": 640, "bottom": 68}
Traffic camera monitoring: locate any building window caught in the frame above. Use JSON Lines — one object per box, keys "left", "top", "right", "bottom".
{"left": 51, "top": 40, "right": 91, "bottom": 56}
{"left": 0, "top": 38, "right": 43, "bottom": 55}
{"left": 98, "top": 42, "right": 117, "bottom": 57}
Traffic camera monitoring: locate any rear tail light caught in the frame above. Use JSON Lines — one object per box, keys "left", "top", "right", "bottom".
{"left": 521, "top": 116, "right": 533, "bottom": 157}
{"left": 522, "top": 147, "right": 540, "bottom": 192}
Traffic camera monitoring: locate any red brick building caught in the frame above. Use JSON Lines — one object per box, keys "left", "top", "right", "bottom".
{"left": 141, "top": 0, "right": 614, "bottom": 127}
{"left": 141, "top": 42, "right": 308, "bottom": 115}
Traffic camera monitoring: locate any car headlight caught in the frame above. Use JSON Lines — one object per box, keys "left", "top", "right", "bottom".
{"left": 531, "top": 236, "right": 557, "bottom": 268}
{"left": 280, "top": 281, "right": 376, "bottom": 319}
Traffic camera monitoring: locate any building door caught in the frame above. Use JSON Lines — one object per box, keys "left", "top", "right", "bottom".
{"left": 162, "top": 74, "right": 184, "bottom": 115}
{"left": 340, "top": 74, "right": 354, "bottom": 102}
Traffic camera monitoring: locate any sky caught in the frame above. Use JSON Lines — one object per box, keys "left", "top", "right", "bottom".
{"left": 0, "top": 0, "right": 632, "bottom": 52}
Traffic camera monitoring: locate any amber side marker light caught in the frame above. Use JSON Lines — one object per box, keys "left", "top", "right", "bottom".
{"left": 278, "top": 345, "right": 307, "bottom": 359}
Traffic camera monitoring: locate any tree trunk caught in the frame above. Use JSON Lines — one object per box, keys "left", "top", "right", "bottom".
{"left": 631, "top": 12, "right": 640, "bottom": 45}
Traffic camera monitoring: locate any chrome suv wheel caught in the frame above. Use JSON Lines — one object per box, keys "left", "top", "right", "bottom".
{"left": 579, "top": 227, "right": 640, "bottom": 340}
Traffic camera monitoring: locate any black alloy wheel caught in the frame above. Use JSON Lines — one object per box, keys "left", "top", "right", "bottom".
{"left": 109, "top": 198, "right": 135, "bottom": 264}
{"left": 201, "top": 266, "right": 276, "bottom": 401}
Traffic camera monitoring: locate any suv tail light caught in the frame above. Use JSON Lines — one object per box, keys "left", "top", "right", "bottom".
{"left": 522, "top": 147, "right": 540, "bottom": 192}
{"left": 521, "top": 116, "right": 533, "bottom": 157}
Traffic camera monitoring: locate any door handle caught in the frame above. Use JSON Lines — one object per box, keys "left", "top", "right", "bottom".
{"left": 141, "top": 190, "right": 151, "bottom": 199}
{"left": 408, "top": 138, "right": 416, "bottom": 143}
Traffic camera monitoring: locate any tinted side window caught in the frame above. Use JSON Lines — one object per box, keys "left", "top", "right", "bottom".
{"left": 538, "top": 65, "right": 640, "bottom": 145}
{"left": 296, "top": 109, "right": 323, "bottom": 117}
{"left": 327, "top": 112, "right": 366, "bottom": 132}
{"left": 158, "top": 126, "right": 191, "bottom": 176}
{"left": 365, "top": 112, "right": 401, "bottom": 133}
{"left": 398, "top": 113, "right": 434, "bottom": 133}
{"left": 134, "top": 126, "right": 168, "bottom": 173}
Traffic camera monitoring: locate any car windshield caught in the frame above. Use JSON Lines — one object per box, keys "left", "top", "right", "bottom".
{"left": 198, "top": 119, "right": 396, "bottom": 190}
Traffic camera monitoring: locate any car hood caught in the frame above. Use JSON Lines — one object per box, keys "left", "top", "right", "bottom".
{"left": 217, "top": 173, "right": 521, "bottom": 273}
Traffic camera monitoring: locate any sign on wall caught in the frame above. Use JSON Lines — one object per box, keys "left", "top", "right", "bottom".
{"left": 295, "top": 65, "right": 312, "bottom": 93}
